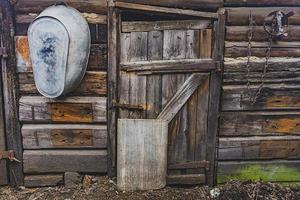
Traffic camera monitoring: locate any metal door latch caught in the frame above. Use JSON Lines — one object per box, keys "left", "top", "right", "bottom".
{"left": 0, "top": 150, "right": 21, "bottom": 163}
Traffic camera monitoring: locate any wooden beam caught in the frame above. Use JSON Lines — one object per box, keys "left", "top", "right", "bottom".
{"left": 121, "top": 59, "right": 217, "bottom": 74}
{"left": 167, "top": 174, "right": 206, "bottom": 185}
{"left": 115, "top": 2, "right": 218, "bottom": 18}
{"left": 24, "top": 175, "right": 63, "bottom": 187}
{"left": 157, "top": 74, "right": 208, "bottom": 123}
{"left": 0, "top": 0, "right": 24, "bottom": 187}
{"left": 168, "top": 161, "right": 210, "bottom": 170}
{"left": 23, "top": 150, "right": 107, "bottom": 173}
{"left": 206, "top": 8, "right": 226, "bottom": 187}
{"left": 107, "top": 0, "right": 119, "bottom": 178}
{"left": 122, "top": 20, "right": 212, "bottom": 32}
{"left": 224, "top": 0, "right": 300, "bottom": 7}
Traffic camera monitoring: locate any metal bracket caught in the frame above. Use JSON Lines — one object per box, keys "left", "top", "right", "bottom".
{"left": 0, "top": 150, "right": 21, "bottom": 163}
{"left": 0, "top": 47, "right": 8, "bottom": 58}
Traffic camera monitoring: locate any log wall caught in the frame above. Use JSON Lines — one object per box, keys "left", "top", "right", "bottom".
{"left": 13, "top": 1, "right": 108, "bottom": 187}
{"left": 218, "top": 2, "right": 300, "bottom": 184}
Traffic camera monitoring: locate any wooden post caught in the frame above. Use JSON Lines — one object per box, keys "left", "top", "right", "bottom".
{"left": 107, "top": 0, "right": 120, "bottom": 177}
{"left": 207, "top": 8, "right": 226, "bottom": 186}
{"left": 0, "top": 0, "right": 24, "bottom": 186}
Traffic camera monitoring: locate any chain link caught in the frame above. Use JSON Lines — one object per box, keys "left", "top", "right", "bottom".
{"left": 244, "top": 11, "right": 273, "bottom": 105}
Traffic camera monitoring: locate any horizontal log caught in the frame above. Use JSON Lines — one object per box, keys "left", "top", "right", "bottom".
{"left": 224, "top": 57, "right": 300, "bottom": 73}
{"left": 14, "top": 0, "right": 107, "bottom": 14}
{"left": 15, "top": 22, "right": 107, "bottom": 44}
{"left": 167, "top": 174, "right": 206, "bottom": 185}
{"left": 24, "top": 174, "right": 63, "bottom": 187}
{"left": 118, "top": 0, "right": 222, "bottom": 10}
{"left": 225, "top": 46, "right": 300, "bottom": 58}
{"left": 218, "top": 160, "right": 300, "bottom": 183}
{"left": 224, "top": 0, "right": 300, "bottom": 6}
{"left": 226, "top": 26, "right": 300, "bottom": 42}
{"left": 222, "top": 84, "right": 300, "bottom": 111}
{"left": 227, "top": 7, "right": 300, "bottom": 26}
{"left": 19, "top": 96, "right": 107, "bottom": 123}
{"left": 220, "top": 111, "right": 300, "bottom": 137}
{"left": 226, "top": 41, "right": 300, "bottom": 48}
{"left": 22, "top": 124, "right": 107, "bottom": 149}
{"left": 15, "top": 36, "right": 107, "bottom": 72}
{"left": 122, "top": 20, "right": 211, "bottom": 32}
{"left": 116, "top": 2, "right": 218, "bottom": 18}
{"left": 23, "top": 150, "right": 107, "bottom": 173}
{"left": 18, "top": 71, "right": 107, "bottom": 96}
{"left": 219, "top": 136, "right": 300, "bottom": 160}
{"left": 16, "top": 13, "right": 107, "bottom": 24}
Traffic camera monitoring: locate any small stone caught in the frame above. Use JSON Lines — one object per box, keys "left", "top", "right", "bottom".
{"left": 82, "top": 175, "right": 93, "bottom": 189}
{"left": 64, "top": 172, "right": 82, "bottom": 189}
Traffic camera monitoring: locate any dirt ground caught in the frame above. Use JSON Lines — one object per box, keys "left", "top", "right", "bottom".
{"left": 0, "top": 176, "right": 299, "bottom": 200}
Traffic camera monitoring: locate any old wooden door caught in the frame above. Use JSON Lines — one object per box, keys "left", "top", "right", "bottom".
{"left": 108, "top": 2, "right": 225, "bottom": 186}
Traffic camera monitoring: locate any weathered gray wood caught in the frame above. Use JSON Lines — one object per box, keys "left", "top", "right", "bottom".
{"left": 24, "top": 150, "right": 107, "bottom": 173}
{"left": 220, "top": 111, "right": 300, "bottom": 137}
{"left": 115, "top": 2, "right": 218, "bottom": 18}
{"left": 225, "top": 0, "right": 300, "bottom": 7}
{"left": 1, "top": 0, "right": 23, "bottom": 186}
{"left": 219, "top": 136, "right": 300, "bottom": 160}
{"left": 19, "top": 96, "right": 106, "bottom": 123}
{"left": 199, "top": 29, "right": 212, "bottom": 58}
{"left": 24, "top": 175, "right": 63, "bottom": 187}
{"left": 167, "top": 174, "right": 206, "bottom": 185}
{"left": 122, "top": 20, "right": 211, "bottom": 32}
{"left": 118, "top": 0, "right": 222, "bottom": 10}
{"left": 107, "top": 1, "right": 119, "bottom": 177}
{"left": 129, "top": 32, "right": 148, "bottom": 62}
{"left": 22, "top": 124, "right": 107, "bottom": 149}
{"left": 186, "top": 30, "right": 200, "bottom": 59}
{"left": 158, "top": 74, "right": 208, "bottom": 123}
{"left": 163, "top": 30, "right": 187, "bottom": 60}
{"left": 218, "top": 160, "right": 300, "bottom": 183}
{"left": 117, "top": 119, "right": 168, "bottom": 191}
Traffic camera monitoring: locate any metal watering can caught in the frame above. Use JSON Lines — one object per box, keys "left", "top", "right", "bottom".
{"left": 28, "top": 4, "right": 91, "bottom": 98}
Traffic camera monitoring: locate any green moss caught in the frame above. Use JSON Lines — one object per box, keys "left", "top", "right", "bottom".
{"left": 218, "top": 164, "right": 300, "bottom": 184}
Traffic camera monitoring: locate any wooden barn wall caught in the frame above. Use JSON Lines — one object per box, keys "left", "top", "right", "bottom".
{"left": 13, "top": 1, "right": 108, "bottom": 187}
{"left": 219, "top": 2, "right": 300, "bottom": 184}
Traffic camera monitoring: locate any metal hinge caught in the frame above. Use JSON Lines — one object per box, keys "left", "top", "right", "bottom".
{"left": 0, "top": 47, "right": 8, "bottom": 58}
{"left": 0, "top": 150, "right": 21, "bottom": 163}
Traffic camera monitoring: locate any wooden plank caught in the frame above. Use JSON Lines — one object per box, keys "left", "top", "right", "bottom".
{"left": 23, "top": 150, "right": 107, "bottom": 173}
{"left": 163, "top": 30, "right": 187, "bottom": 60}
{"left": 129, "top": 32, "right": 148, "bottom": 62}
{"left": 167, "top": 174, "right": 206, "bottom": 185}
{"left": 19, "top": 96, "right": 106, "bottom": 123}
{"left": 158, "top": 74, "right": 208, "bottom": 123}
{"left": 121, "top": 59, "right": 217, "bottom": 73}
{"left": 222, "top": 84, "right": 300, "bottom": 111}
{"left": 15, "top": 36, "right": 107, "bottom": 72}
{"left": 186, "top": 30, "right": 200, "bottom": 59}
{"left": 206, "top": 8, "right": 225, "bottom": 186}
{"left": 220, "top": 111, "right": 300, "bottom": 137}
{"left": 15, "top": 0, "right": 107, "bottom": 14}
{"left": 117, "top": 119, "right": 168, "bottom": 190}
{"left": 218, "top": 160, "right": 300, "bottom": 183}
{"left": 227, "top": 7, "right": 300, "bottom": 26}
{"left": 16, "top": 13, "right": 107, "bottom": 24}
{"left": 24, "top": 175, "right": 63, "bottom": 187}
{"left": 226, "top": 41, "right": 300, "bottom": 48}
{"left": 1, "top": 0, "right": 23, "bottom": 186}
{"left": 107, "top": 1, "right": 119, "bottom": 177}
{"left": 115, "top": 2, "right": 218, "bottom": 18}
{"left": 226, "top": 46, "right": 300, "bottom": 58}
{"left": 146, "top": 31, "right": 163, "bottom": 119}
{"left": 226, "top": 26, "right": 300, "bottom": 42}
{"left": 219, "top": 136, "right": 300, "bottom": 160}
{"left": 224, "top": 0, "right": 300, "bottom": 6}
{"left": 168, "top": 161, "right": 210, "bottom": 170}
{"left": 122, "top": 20, "right": 211, "bottom": 32}
{"left": 22, "top": 124, "right": 107, "bottom": 149}
{"left": 18, "top": 71, "right": 107, "bottom": 96}
{"left": 199, "top": 29, "right": 212, "bottom": 58}
{"left": 118, "top": 0, "right": 222, "bottom": 10}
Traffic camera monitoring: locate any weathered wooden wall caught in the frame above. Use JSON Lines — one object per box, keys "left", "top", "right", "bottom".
{"left": 218, "top": 1, "right": 300, "bottom": 184}
{"left": 13, "top": 0, "right": 108, "bottom": 187}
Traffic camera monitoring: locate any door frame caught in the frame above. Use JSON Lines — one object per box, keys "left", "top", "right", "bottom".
{"left": 0, "top": 0, "right": 24, "bottom": 186}
{"left": 107, "top": 1, "right": 225, "bottom": 186}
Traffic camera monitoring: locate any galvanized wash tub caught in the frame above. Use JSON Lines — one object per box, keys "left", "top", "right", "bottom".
{"left": 28, "top": 4, "right": 91, "bottom": 98}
